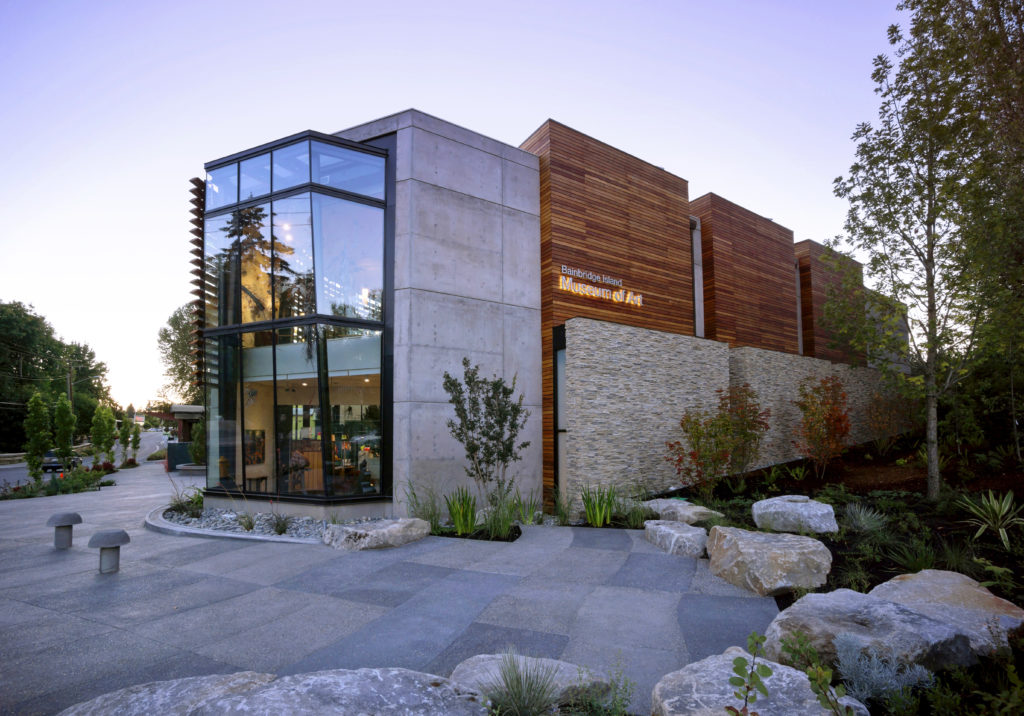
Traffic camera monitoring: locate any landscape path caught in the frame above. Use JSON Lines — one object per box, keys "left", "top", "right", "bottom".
{"left": 0, "top": 461, "right": 778, "bottom": 715}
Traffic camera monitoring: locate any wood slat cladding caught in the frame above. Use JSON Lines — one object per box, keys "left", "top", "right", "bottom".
{"left": 691, "top": 193, "right": 799, "bottom": 355}
{"left": 794, "top": 239, "right": 864, "bottom": 364}
{"left": 520, "top": 120, "right": 694, "bottom": 501}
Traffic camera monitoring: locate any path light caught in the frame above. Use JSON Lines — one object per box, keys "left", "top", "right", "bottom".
{"left": 46, "top": 512, "right": 83, "bottom": 549}
{"left": 88, "top": 529, "right": 131, "bottom": 574}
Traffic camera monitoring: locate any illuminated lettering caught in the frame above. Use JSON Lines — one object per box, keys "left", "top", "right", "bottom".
{"left": 558, "top": 276, "right": 643, "bottom": 309}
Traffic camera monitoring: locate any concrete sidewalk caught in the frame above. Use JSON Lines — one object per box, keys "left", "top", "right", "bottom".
{"left": 0, "top": 462, "right": 777, "bottom": 715}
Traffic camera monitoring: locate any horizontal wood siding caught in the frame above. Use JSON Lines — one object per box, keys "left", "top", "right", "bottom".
{"left": 521, "top": 120, "right": 693, "bottom": 501}
{"left": 794, "top": 240, "right": 864, "bottom": 364}
{"left": 691, "top": 193, "right": 799, "bottom": 355}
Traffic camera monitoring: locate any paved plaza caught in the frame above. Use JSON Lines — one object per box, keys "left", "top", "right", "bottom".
{"left": 0, "top": 462, "right": 777, "bottom": 715}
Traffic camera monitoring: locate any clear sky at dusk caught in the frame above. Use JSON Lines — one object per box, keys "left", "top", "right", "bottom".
{"left": 0, "top": 0, "right": 905, "bottom": 408}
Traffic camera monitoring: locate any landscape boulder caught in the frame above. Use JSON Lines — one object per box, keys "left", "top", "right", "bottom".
{"left": 706, "top": 526, "right": 831, "bottom": 596}
{"left": 869, "top": 569, "right": 1024, "bottom": 656}
{"left": 451, "top": 654, "right": 610, "bottom": 707}
{"left": 60, "top": 668, "right": 487, "bottom": 716}
{"left": 643, "top": 498, "right": 722, "bottom": 525}
{"left": 651, "top": 646, "right": 868, "bottom": 716}
{"left": 752, "top": 495, "right": 838, "bottom": 534}
{"left": 644, "top": 520, "right": 708, "bottom": 557}
{"left": 322, "top": 518, "right": 429, "bottom": 551}
{"left": 763, "top": 588, "right": 976, "bottom": 672}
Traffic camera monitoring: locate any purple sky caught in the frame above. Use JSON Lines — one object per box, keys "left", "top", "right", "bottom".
{"left": 0, "top": 0, "right": 905, "bottom": 407}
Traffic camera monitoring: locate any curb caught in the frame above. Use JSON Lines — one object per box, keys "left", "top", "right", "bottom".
{"left": 144, "top": 506, "right": 323, "bottom": 545}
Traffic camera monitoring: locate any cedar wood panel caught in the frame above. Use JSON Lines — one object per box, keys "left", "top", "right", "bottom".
{"left": 520, "top": 120, "right": 694, "bottom": 500}
{"left": 794, "top": 239, "right": 864, "bottom": 364}
{"left": 691, "top": 193, "right": 800, "bottom": 355}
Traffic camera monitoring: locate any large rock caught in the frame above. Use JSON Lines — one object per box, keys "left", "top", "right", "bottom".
{"left": 643, "top": 498, "right": 722, "bottom": 525}
{"left": 763, "top": 589, "right": 976, "bottom": 672}
{"left": 450, "top": 654, "right": 610, "bottom": 707}
{"left": 59, "top": 672, "right": 277, "bottom": 715}
{"left": 322, "top": 518, "right": 430, "bottom": 551}
{"left": 752, "top": 495, "right": 838, "bottom": 534}
{"left": 651, "top": 646, "right": 868, "bottom": 716}
{"left": 869, "top": 569, "right": 1024, "bottom": 656}
{"left": 62, "top": 669, "right": 487, "bottom": 716}
{"left": 645, "top": 520, "right": 708, "bottom": 557}
{"left": 706, "top": 526, "right": 831, "bottom": 596}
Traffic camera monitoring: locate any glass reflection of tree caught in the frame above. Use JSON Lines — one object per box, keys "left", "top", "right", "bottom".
{"left": 223, "top": 206, "right": 272, "bottom": 322}
{"left": 272, "top": 217, "right": 315, "bottom": 319}
{"left": 329, "top": 288, "right": 383, "bottom": 321}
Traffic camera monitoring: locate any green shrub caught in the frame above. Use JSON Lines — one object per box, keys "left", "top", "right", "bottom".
{"left": 236, "top": 512, "right": 255, "bottom": 531}
{"left": 957, "top": 490, "right": 1024, "bottom": 551}
{"left": 445, "top": 486, "right": 477, "bottom": 535}
{"left": 512, "top": 489, "right": 541, "bottom": 525}
{"left": 580, "top": 484, "right": 616, "bottom": 527}
{"left": 483, "top": 493, "right": 516, "bottom": 540}
{"left": 271, "top": 511, "right": 291, "bottom": 535}
{"left": 887, "top": 540, "right": 937, "bottom": 573}
{"left": 793, "top": 375, "right": 851, "bottom": 480}
{"left": 147, "top": 448, "right": 166, "bottom": 461}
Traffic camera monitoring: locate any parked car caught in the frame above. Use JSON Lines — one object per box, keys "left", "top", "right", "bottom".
{"left": 41, "top": 450, "right": 81, "bottom": 472}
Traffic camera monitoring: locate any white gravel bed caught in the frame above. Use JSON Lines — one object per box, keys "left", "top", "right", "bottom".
{"left": 161, "top": 507, "right": 380, "bottom": 540}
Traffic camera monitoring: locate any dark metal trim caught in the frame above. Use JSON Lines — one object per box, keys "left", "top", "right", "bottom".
{"left": 203, "top": 184, "right": 385, "bottom": 220}
{"left": 205, "top": 130, "right": 387, "bottom": 171}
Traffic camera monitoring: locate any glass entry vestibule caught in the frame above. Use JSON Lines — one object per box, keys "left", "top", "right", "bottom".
{"left": 202, "top": 131, "right": 389, "bottom": 500}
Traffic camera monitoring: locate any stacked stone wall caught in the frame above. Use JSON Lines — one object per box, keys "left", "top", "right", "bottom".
{"left": 563, "top": 319, "right": 730, "bottom": 504}
{"left": 563, "top": 319, "right": 891, "bottom": 501}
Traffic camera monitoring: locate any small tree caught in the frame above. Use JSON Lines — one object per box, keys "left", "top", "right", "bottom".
{"left": 91, "top": 405, "right": 116, "bottom": 466}
{"left": 189, "top": 420, "right": 206, "bottom": 465}
{"left": 23, "top": 391, "right": 51, "bottom": 481}
{"left": 130, "top": 421, "right": 141, "bottom": 462}
{"left": 118, "top": 413, "right": 131, "bottom": 464}
{"left": 724, "top": 384, "right": 772, "bottom": 474}
{"left": 54, "top": 392, "right": 76, "bottom": 474}
{"left": 442, "top": 357, "right": 530, "bottom": 507}
{"left": 793, "top": 375, "right": 851, "bottom": 480}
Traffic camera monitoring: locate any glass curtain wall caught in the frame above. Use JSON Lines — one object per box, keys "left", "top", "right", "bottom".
{"left": 203, "top": 133, "right": 386, "bottom": 499}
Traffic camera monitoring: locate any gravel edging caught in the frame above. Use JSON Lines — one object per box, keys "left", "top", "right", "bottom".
{"left": 144, "top": 506, "right": 323, "bottom": 544}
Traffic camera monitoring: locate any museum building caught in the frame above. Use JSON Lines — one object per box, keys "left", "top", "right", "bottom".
{"left": 193, "top": 109, "right": 884, "bottom": 518}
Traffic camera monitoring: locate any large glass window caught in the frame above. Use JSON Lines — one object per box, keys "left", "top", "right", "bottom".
{"left": 273, "top": 141, "right": 310, "bottom": 192}
{"left": 203, "top": 133, "right": 387, "bottom": 502}
{"left": 272, "top": 194, "right": 315, "bottom": 319}
{"left": 238, "top": 204, "right": 273, "bottom": 324}
{"left": 323, "top": 326, "right": 382, "bottom": 497}
{"left": 275, "top": 325, "right": 322, "bottom": 495}
{"left": 240, "top": 154, "right": 271, "bottom": 200}
{"left": 204, "top": 213, "right": 239, "bottom": 328}
{"left": 313, "top": 195, "right": 384, "bottom": 319}
{"left": 312, "top": 141, "right": 385, "bottom": 200}
{"left": 206, "top": 164, "right": 238, "bottom": 211}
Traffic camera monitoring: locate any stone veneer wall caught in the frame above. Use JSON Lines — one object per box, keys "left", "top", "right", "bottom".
{"left": 563, "top": 318, "right": 730, "bottom": 504}
{"left": 563, "top": 319, "right": 889, "bottom": 502}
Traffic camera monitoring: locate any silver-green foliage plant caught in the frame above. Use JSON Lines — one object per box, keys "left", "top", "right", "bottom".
{"left": 23, "top": 391, "right": 51, "bottom": 481}
{"left": 443, "top": 357, "right": 530, "bottom": 509}
{"left": 445, "top": 486, "right": 477, "bottom": 535}
{"left": 726, "top": 632, "right": 772, "bottom": 716}
{"left": 844, "top": 502, "right": 888, "bottom": 534}
{"left": 480, "top": 648, "right": 559, "bottom": 716}
{"left": 957, "top": 490, "right": 1024, "bottom": 550}
{"left": 834, "top": 632, "right": 933, "bottom": 707}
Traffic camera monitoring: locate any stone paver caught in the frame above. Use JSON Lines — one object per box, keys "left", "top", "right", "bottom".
{"left": 0, "top": 462, "right": 777, "bottom": 715}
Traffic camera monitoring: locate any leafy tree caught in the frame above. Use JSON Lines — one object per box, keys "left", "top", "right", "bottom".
{"left": 832, "top": 0, "right": 981, "bottom": 499}
{"left": 157, "top": 304, "right": 201, "bottom": 404}
{"left": 54, "top": 392, "right": 76, "bottom": 474}
{"left": 0, "top": 302, "right": 61, "bottom": 451}
{"left": 90, "top": 405, "right": 116, "bottom": 466}
{"left": 23, "top": 391, "right": 51, "bottom": 481}
{"left": 130, "top": 421, "right": 141, "bottom": 462}
{"left": 189, "top": 420, "right": 206, "bottom": 465}
{"left": 442, "top": 357, "right": 530, "bottom": 507}
{"left": 117, "top": 413, "right": 131, "bottom": 464}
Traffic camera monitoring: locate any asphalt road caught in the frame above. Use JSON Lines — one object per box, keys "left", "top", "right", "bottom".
{"left": 0, "top": 430, "right": 167, "bottom": 489}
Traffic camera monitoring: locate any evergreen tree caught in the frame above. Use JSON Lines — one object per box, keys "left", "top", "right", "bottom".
{"left": 117, "top": 413, "right": 131, "bottom": 464}
{"left": 23, "top": 391, "right": 51, "bottom": 481}
{"left": 54, "top": 392, "right": 76, "bottom": 474}
{"left": 130, "top": 421, "right": 141, "bottom": 462}
{"left": 91, "top": 405, "right": 116, "bottom": 466}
